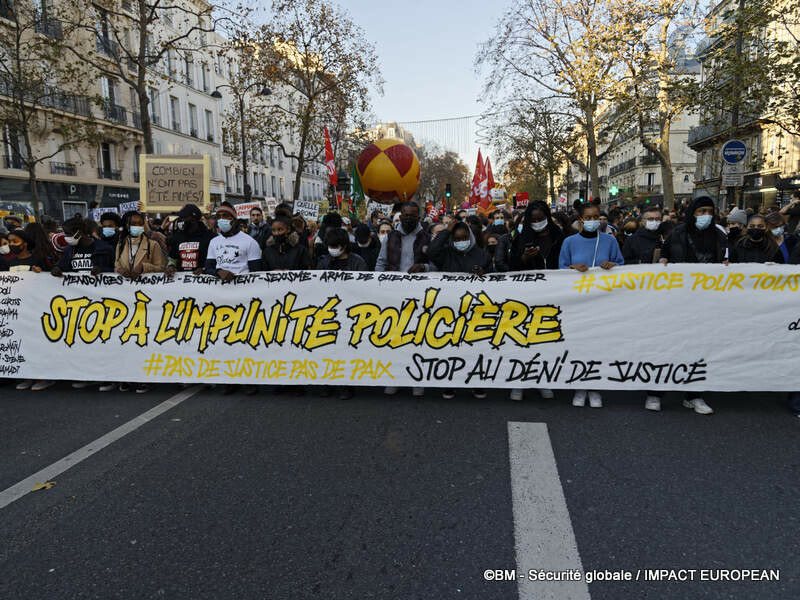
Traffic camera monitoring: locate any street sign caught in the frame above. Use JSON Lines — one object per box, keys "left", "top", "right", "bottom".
{"left": 721, "top": 161, "right": 744, "bottom": 187}
{"left": 722, "top": 140, "right": 747, "bottom": 164}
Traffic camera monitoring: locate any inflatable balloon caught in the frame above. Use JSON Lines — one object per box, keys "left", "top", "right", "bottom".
{"left": 356, "top": 138, "right": 420, "bottom": 204}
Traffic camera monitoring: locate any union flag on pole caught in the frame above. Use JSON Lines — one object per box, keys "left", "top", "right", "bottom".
{"left": 324, "top": 126, "right": 337, "bottom": 188}
{"left": 470, "top": 149, "right": 485, "bottom": 207}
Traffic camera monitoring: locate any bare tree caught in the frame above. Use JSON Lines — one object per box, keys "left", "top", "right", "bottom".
{"left": 0, "top": 1, "right": 101, "bottom": 218}
{"left": 255, "top": 0, "right": 383, "bottom": 202}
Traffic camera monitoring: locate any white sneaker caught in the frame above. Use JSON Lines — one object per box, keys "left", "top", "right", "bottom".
{"left": 15, "top": 380, "right": 33, "bottom": 391}
{"left": 71, "top": 381, "right": 94, "bottom": 389}
{"left": 683, "top": 398, "right": 713, "bottom": 415}
{"left": 472, "top": 389, "right": 487, "bottom": 399}
{"left": 31, "top": 380, "right": 55, "bottom": 391}
{"left": 588, "top": 391, "right": 603, "bottom": 408}
{"left": 540, "top": 388, "right": 554, "bottom": 399}
{"left": 384, "top": 386, "right": 398, "bottom": 395}
{"left": 572, "top": 390, "right": 587, "bottom": 407}
{"left": 645, "top": 396, "right": 661, "bottom": 411}
{"left": 98, "top": 383, "right": 117, "bottom": 392}
{"left": 509, "top": 388, "right": 523, "bottom": 401}
{"left": 412, "top": 387, "right": 425, "bottom": 397}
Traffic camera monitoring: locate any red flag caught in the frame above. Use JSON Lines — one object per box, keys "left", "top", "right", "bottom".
{"left": 324, "top": 126, "right": 337, "bottom": 187}
{"left": 470, "top": 149, "right": 485, "bottom": 207}
{"left": 480, "top": 157, "right": 494, "bottom": 209}
{"left": 440, "top": 196, "right": 447, "bottom": 216}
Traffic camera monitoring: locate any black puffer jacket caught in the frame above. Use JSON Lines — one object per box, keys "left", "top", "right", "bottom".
{"left": 622, "top": 227, "right": 662, "bottom": 264}
{"left": 730, "top": 235, "right": 782, "bottom": 263}
{"left": 262, "top": 232, "right": 312, "bottom": 270}
{"left": 661, "top": 198, "right": 727, "bottom": 263}
{"left": 353, "top": 236, "right": 381, "bottom": 271}
{"left": 428, "top": 224, "right": 492, "bottom": 273}
{"left": 508, "top": 201, "right": 564, "bottom": 270}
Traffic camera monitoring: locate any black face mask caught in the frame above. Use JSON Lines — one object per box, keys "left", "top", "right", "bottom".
{"left": 9, "top": 244, "right": 23, "bottom": 254}
{"left": 748, "top": 228, "right": 765, "bottom": 240}
{"left": 273, "top": 233, "right": 287, "bottom": 245}
{"left": 400, "top": 217, "right": 418, "bottom": 233}
{"left": 728, "top": 226, "right": 741, "bottom": 237}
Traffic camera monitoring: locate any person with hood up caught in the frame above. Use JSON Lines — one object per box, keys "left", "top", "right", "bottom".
{"left": 509, "top": 200, "right": 565, "bottom": 271}
{"left": 660, "top": 195, "right": 728, "bottom": 265}
{"left": 730, "top": 214, "right": 783, "bottom": 263}
{"left": 353, "top": 223, "right": 380, "bottom": 271}
{"left": 655, "top": 194, "right": 723, "bottom": 415}
{"left": 622, "top": 205, "right": 664, "bottom": 264}
{"left": 166, "top": 204, "right": 216, "bottom": 275}
{"left": 428, "top": 218, "right": 492, "bottom": 275}
{"left": 375, "top": 201, "right": 432, "bottom": 274}
{"left": 262, "top": 216, "right": 312, "bottom": 270}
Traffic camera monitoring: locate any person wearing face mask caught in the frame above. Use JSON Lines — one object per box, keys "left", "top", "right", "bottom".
{"left": 623, "top": 206, "right": 664, "bottom": 264}
{"left": 509, "top": 200, "right": 565, "bottom": 271}
{"left": 375, "top": 202, "right": 433, "bottom": 274}
{"left": 99, "top": 212, "right": 122, "bottom": 249}
{"left": 6, "top": 229, "right": 47, "bottom": 272}
{"left": 262, "top": 216, "right": 312, "bottom": 271}
{"left": 51, "top": 214, "right": 114, "bottom": 277}
{"left": 205, "top": 202, "right": 262, "bottom": 281}
{"left": 166, "top": 204, "right": 215, "bottom": 275}
{"left": 4, "top": 214, "right": 22, "bottom": 232}
{"left": 725, "top": 208, "right": 748, "bottom": 254}
{"left": 764, "top": 212, "right": 794, "bottom": 263}
{"left": 0, "top": 233, "right": 11, "bottom": 269}
{"left": 352, "top": 224, "right": 380, "bottom": 271}
{"left": 376, "top": 220, "right": 393, "bottom": 247}
{"left": 730, "top": 215, "right": 782, "bottom": 263}
{"left": 660, "top": 195, "right": 727, "bottom": 266}
{"left": 559, "top": 202, "right": 623, "bottom": 410}
{"left": 114, "top": 210, "right": 166, "bottom": 279}
{"left": 654, "top": 194, "right": 723, "bottom": 415}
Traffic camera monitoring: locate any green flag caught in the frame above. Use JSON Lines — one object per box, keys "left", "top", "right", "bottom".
{"left": 351, "top": 163, "right": 365, "bottom": 210}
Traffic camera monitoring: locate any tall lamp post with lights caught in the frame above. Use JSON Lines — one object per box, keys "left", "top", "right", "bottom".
{"left": 211, "top": 83, "right": 271, "bottom": 201}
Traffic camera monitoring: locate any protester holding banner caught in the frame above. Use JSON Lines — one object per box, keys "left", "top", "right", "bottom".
{"left": 730, "top": 215, "right": 783, "bottom": 264}
{"left": 23, "top": 222, "right": 57, "bottom": 270}
{"left": 428, "top": 218, "right": 492, "bottom": 275}
{"left": 205, "top": 203, "right": 262, "bottom": 280}
{"left": 166, "top": 204, "right": 215, "bottom": 275}
{"left": 559, "top": 202, "right": 623, "bottom": 409}
{"left": 660, "top": 195, "right": 727, "bottom": 265}
{"left": 99, "top": 212, "right": 122, "bottom": 248}
{"left": 764, "top": 212, "right": 794, "bottom": 263}
{"left": 6, "top": 229, "right": 47, "bottom": 273}
{"left": 51, "top": 215, "right": 115, "bottom": 277}
{"left": 314, "top": 227, "right": 367, "bottom": 272}
{"left": 509, "top": 200, "right": 565, "bottom": 271}
{"left": 114, "top": 211, "right": 167, "bottom": 278}
{"left": 261, "top": 216, "right": 312, "bottom": 271}
{"left": 375, "top": 202, "right": 432, "bottom": 274}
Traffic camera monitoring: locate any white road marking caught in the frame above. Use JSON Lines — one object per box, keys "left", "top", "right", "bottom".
{"left": 508, "top": 422, "right": 591, "bottom": 600}
{"left": 0, "top": 385, "right": 204, "bottom": 510}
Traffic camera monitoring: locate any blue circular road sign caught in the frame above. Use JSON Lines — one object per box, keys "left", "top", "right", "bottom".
{"left": 722, "top": 140, "right": 747, "bottom": 164}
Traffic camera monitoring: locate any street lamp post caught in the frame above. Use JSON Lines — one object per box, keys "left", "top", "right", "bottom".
{"left": 211, "top": 83, "right": 271, "bottom": 202}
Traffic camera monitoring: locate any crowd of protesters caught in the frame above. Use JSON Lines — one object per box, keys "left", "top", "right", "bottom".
{"left": 2, "top": 189, "right": 800, "bottom": 418}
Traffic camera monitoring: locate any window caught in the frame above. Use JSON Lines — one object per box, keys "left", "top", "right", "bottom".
{"left": 646, "top": 172, "right": 655, "bottom": 188}
{"left": 100, "top": 142, "right": 113, "bottom": 175}
{"left": 169, "top": 95, "right": 180, "bottom": 132}
{"left": 188, "top": 103, "right": 198, "bottom": 137}
{"left": 167, "top": 49, "right": 175, "bottom": 76}
{"left": 184, "top": 56, "right": 193, "bottom": 87}
{"left": 271, "top": 175, "right": 276, "bottom": 197}
{"left": 270, "top": 147, "right": 275, "bottom": 167}
{"left": 149, "top": 88, "right": 161, "bottom": 125}
{"left": 225, "top": 167, "right": 231, "bottom": 191}
{"left": 201, "top": 63, "right": 209, "bottom": 93}
{"left": 279, "top": 177, "right": 285, "bottom": 199}
{"left": 205, "top": 110, "right": 214, "bottom": 142}
{"left": 2, "top": 125, "right": 26, "bottom": 169}
{"left": 261, "top": 174, "right": 266, "bottom": 196}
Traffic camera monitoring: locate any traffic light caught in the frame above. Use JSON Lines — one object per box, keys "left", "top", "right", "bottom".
{"left": 579, "top": 198, "right": 585, "bottom": 203}
{"left": 645, "top": 198, "right": 651, "bottom": 204}
{"left": 445, "top": 183, "right": 452, "bottom": 198}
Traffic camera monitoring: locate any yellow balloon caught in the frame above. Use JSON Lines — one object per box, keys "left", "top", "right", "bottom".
{"left": 356, "top": 138, "right": 420, "bottom": 204}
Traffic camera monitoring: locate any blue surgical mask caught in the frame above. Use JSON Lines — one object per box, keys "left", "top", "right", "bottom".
{"left": 453, "top": 240, "right": 471, "bottom": 252}
{"left": 494, "top": 218, "right": 504, "bottom": 226}
{"left": 582, "top": 220, "right": 601, "bottom": 233}
{"left": 517, "top": 224, "right": 523, "bottom": 234}
{"left": 695, "top": 214, "right": 712, "bottom": 230}
{"left": 218, "top": 219, "right": 232, "bottom": 233}
{"left": 102, "top": 227, "right": 116, "bottom": 238}
{"left": 129, "top": 225, "right": 144, "bottom": 237}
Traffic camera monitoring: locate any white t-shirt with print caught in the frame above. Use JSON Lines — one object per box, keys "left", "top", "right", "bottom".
{"left": 207, "top": 231, "right": 261, "bottom": 275}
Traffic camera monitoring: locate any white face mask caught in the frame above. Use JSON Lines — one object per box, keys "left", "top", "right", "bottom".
{"left": 378, "top": 233, "right": 388, "bottom": 244}
{"left": 0, "top": 244, "right": 9, "bottom": 255}
{"left": 531, "top": 219, "right": 548, "bottom": 232}
{"left": 64, "top": 233, "right": 81, "bottom": 246}
{"left": 453, "top": 240, "right": 471, "bottom": 252}
{"left": 357, "top": 241, "right": 370, "bottom": 248}
{"left": 328, "top": 247, "right": 343, "bottom": 258}
{"left": 772, "top": 227, "right": 784, "bottom": 237}
{"left": 645, "top": 219, "right": 661, "bottom": 231}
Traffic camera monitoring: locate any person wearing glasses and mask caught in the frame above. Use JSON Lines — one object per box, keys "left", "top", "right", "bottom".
{"left": 623, "top": 205, "right": 664, "bottom": 264}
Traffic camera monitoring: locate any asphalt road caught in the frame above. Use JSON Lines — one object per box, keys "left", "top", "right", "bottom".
{"left": 0, "top": 381, "right": 798, "bottom": 600}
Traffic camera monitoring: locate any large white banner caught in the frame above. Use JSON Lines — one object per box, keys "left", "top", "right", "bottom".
{"left": 1, "top": 265, "right": 799, "bottom": 390}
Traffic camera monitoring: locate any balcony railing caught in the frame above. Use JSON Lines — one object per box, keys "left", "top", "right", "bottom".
{"left": 132, "top": 112, "right": 141, "bottom": 129}
{"left": 35, "top": 18, "right": 63, "bottom": 39}
{"left": 639, "top": 155, "right": 659, "bottom": 166}
{"left": 3, "top": 154, "right": 25, "bottom": 170}
{"left": 96, "top": 36, "right": 120, "bottom": 60}
{"left": 50, "top": 161, "right": 76, "bottom": 176}
{"left": 0, "top": 78, "right": 93, "bottom": 118}
{"left": 98, "top": 167, "right": 122, "bottom": 180}
{"left": 688, "top": 112, "right": 760, "bottom": 147}
{"left": 151, "top": 113, "right": 161, "bottom": 126}
{"left": 207, "top": 134, "right": 214, "bottom": 142}
{"left": 609, "top": 158, "right": 637, "bottom": 177}
{"left": 104, "top": 103, "right": 128, "bottom": 125}
{"left": 637, "top": 184, "right": 662, "bottom": 194}
{"left": 172, "top": 119, "right": 181, "bottom": 132}
{"left": 190, "top": 128, "right": 198, "bottom": 138}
